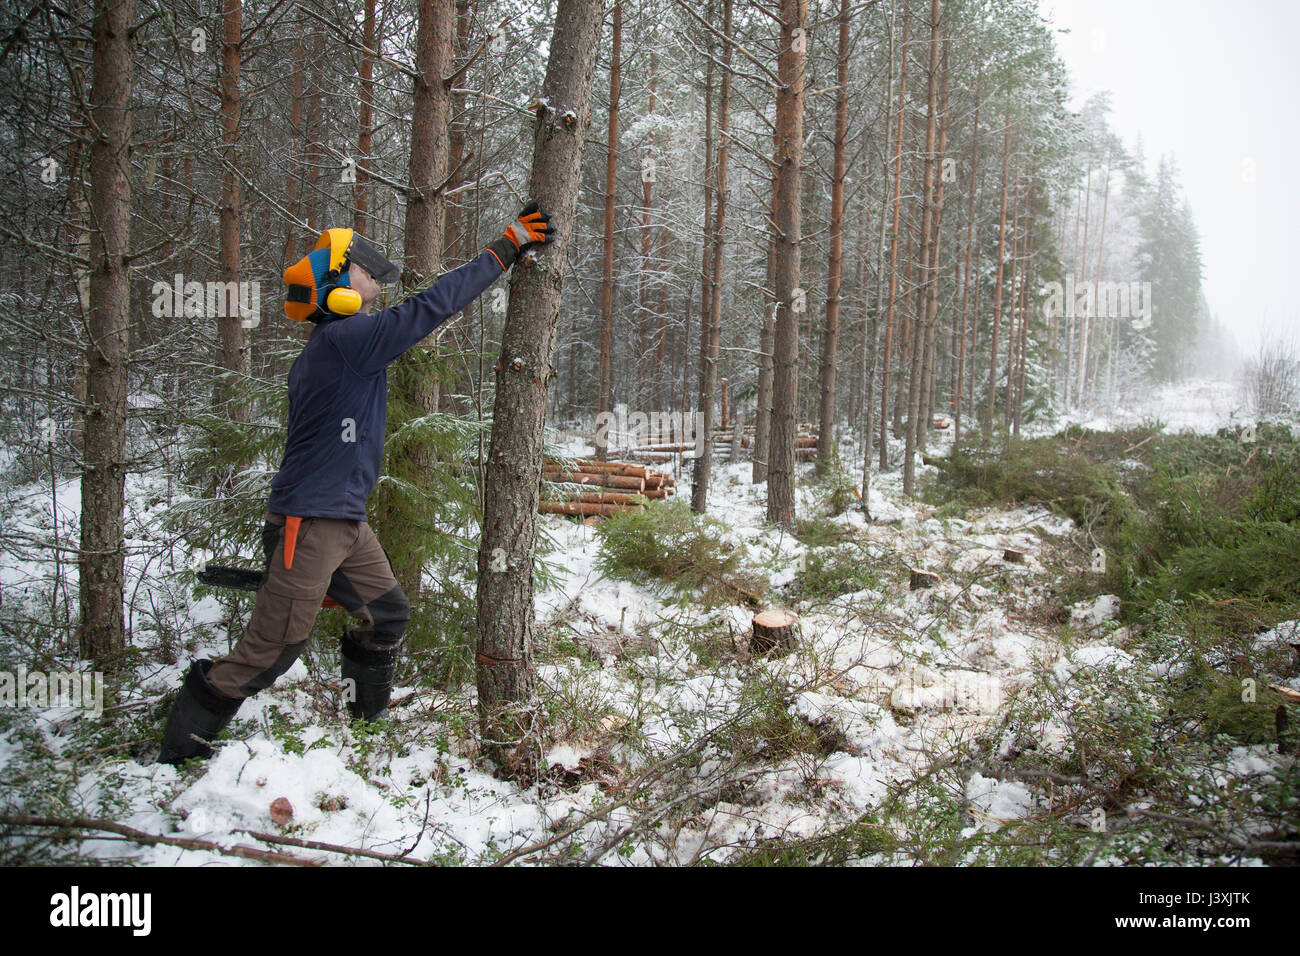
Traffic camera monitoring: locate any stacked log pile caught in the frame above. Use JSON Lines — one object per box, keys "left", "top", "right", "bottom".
{"left": 540, "top": 459, "right": 676, "bottom": 518}
{"left": 795, "top": 424, "right": 820, "bottom": 460}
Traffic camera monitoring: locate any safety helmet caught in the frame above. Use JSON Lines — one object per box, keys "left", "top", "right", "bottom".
{"left": 283, "top": 228, "right": 401, "bottom": 322}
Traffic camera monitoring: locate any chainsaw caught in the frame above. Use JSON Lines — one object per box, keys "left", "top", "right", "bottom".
{"left": 197, "top": 564, "right": 345, "bottom": 610}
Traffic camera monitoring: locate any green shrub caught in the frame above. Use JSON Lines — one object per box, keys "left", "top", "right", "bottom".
{"left": 793, "top": 516, "right": 848, "bottom": 548}
{"left": 811, "top": 449, "right": 859, "bottom": 516}
{"left": 789, "top": 545, "right": 882, "bottom": 601}
{"left": 595, "top": 499, "right": 767, "bottom": 608}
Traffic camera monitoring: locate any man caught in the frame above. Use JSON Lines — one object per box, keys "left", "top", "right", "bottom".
{"left": 157, "top": 202, "right": 555, "bottom": 765}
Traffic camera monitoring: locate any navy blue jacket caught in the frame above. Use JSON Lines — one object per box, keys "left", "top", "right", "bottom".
{"left": 267, "top": 249, "right": 504, "bottom": 521}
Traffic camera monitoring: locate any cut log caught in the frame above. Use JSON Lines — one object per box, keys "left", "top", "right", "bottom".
{"left": 1270, "top": 683, "right": 1300, "bottom": 703}
{"left": 543, "top": 460, "right": 648, "bottom": 478}
{"left": 544, "top": 472, "right": 645, "bottom": 491}
{"left": 631, "top": 442, "right": 695, "bottom": 453}
{"left": 910, "top": 569, "right": 941, "bottom": 590}
{"left": 1002, "top": 548, "right": 1025, "bottom": 564}
{"left": 795, "top": 436, "right": 819, "bottom": 448}
{"left": 550, "top": 490, "right": 647, "bottom": 506}
{"left": 751, "top": 609, "right": 798, "bottom": 656}
{"left": 540, "top": 501, "right": 634, "bottom": 518}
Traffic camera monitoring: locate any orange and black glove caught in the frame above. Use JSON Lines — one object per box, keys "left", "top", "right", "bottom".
{"left": 487, "top": 200, "right": 555, "bottom": 271}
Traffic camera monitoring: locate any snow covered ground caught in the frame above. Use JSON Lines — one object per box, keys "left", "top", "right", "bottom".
{"left": 0, "top": 379, "right": 1290, "bottom": 865}
{"left": 1062, "top": 378, "right": 1252, "bottom": 435}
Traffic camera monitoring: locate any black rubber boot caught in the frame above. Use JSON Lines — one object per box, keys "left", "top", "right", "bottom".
{"left": 340, "top": 631, "right": 398, "bottom": 722}
{"left": 157, "top": 660, "right": 243, "bottom": 765}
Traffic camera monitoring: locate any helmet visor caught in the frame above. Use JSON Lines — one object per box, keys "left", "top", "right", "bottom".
{"left": 349, "top": 235, "right": 402, "bottom": 284}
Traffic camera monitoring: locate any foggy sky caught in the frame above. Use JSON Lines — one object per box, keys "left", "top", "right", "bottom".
{"left": 1041, "top": 0, "right": 1299, "bottom": 357}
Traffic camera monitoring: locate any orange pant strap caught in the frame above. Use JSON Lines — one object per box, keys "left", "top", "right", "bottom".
{"left": 283, "top": 516, "right": 302, "bottom": 570}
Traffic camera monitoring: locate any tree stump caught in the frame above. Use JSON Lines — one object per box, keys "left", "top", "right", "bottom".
{"left": 1002, "top": 548, "right": 1025, "bottom": 564}
{"left": 909, "top": 569, "right": 940, "bottom": 590}
{"left": 751, "top": 610, "right": 798, "bottom": 657}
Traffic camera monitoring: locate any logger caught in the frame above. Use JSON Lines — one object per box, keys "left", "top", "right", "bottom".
{"left": 156, "top": 204, "right": 555, "bottom": 765}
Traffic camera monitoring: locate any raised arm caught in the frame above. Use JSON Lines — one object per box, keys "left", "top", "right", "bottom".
{"left": 325, "top": 202, "right": 555, "bottom": 376}
{"left": 325, "top": 250, "right": 503, "bottom": 375}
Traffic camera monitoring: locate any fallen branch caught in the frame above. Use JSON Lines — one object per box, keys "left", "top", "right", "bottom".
{"left": 228, "top": 828, "right": 429, "bottom": 865}
{"left": 0, "top": 814, "right": 320, "bottom": 866}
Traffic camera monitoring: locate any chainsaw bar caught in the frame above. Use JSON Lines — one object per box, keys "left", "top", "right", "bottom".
{"left": 198, "top": 564, "right": 344, "bottom": 610}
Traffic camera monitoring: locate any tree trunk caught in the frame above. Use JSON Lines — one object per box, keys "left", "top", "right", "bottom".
{"left": 984, "top": 116, "right": 1010, "bottom": 432}
{"left": 765, "top": 0, "right": 808, "bottom": 529}
{"left": 1076, "top": 162, "right": 1094, "bottom": 404}
{"left": 374, "top": 0, "right": 454, "bottom": 601}
{"left": 1013, "top": 213, "right": 1035, "bottom": 435}
{"left": 879, "top": 0, "right": 908, "bottom": 469}
{"left": 640, "top": 61, "right": 662, "bottom": 412}
{"left": 752, "top": 154, "right": 780, "bottom": 486}
{"left": 692, "top": 0, "right": 732, "bottom": 514}
{"left": 917, "top": 29, "right": 949, "bottom": 459}
{"left": 438, "top": 0, "right": 475, "bottom": 412}
{"left": 216, "top": 0, "right": 248, "bottom": 429}
{"left": 353, "top": 0, "right": 376, "bottom": 234}
{"left": 79, "top": 0, "right": 134, "bottom": 668}
{"left": 476, "top": 0, "right": 604, "bottom": 775}
{"left": 1086, "top": 160, "right": 1112, "bottom": 401}
{"left": 816, "top": 0, "right": 851, "bottom": 475}
{"left": 862, "top": 0, "right": 898, "bottom": 505}
{"left": 903, "top": 0, "right": 941, "bottom": 497}
{"left": 596, "top": 0, "right": 621, "bottom": 458}
{"left": 1003, "top": 157, "right": 1021, "bottom": 431}
{"left": 283, "top": 37, "right": 305, "bottom": 272}
{"left": 954, "top": 64, "right": 980, "bottom": 448}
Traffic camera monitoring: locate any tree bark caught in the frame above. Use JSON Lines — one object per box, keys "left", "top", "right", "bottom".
{"left": 903, "top": 0, "right": 941, "bottom": 497}
{"left": 374, "top": 0, "right": 454, "bottom": 601}
{"left": 353, "top": 0, "right": 376, "bottom": 235}
{"left": 692, "top": 0, "right": 732, "bottom": 514}
{"left": 79, "top": 0, "right": 134, "bottom": 667}
{"left": 639, "top": 57, "right": 661, "bottom": 412}
{"left": 879, "top": 0, "right": 909, "bottom": 469}
{"left": 752, "top": 161, "right": 779, "bottom": 486}
{"left": 954, "top": 63, "right": 980, "bottom": 448}
{"left": 596, "top": 0, "right": 621, "bottom": 458}
{"left": 816, "top": 0, "right": 851, "bottom": 475}
{"left": 283, "top": 36, "right": 305, "bottom": 272}
{"left": 984, "top": 115, "right": 1010, "bottom": 433}
{"left": 917, "top": 29, "right": 949, "bottom": 459}
{"left": 766, "top": 0, "right": 808, "bottom": 529}
{"left": 216, "top": 0, "right": 248, "bottom": 429}
{"left": 476, "top": 0, "right": 604, "bottom": 775}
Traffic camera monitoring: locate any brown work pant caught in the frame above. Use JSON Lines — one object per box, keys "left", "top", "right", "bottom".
{"left": 208, "top": 511, "right": 411, "bottom": 700}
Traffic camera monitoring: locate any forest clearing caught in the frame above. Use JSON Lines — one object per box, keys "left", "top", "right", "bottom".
{"left": 0, "top": 0, "right": 1296, "bottom": 884}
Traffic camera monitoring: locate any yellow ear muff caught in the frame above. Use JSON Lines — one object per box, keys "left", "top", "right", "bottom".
{"left": 326, "top": 287, "right": 362, "bottom": 316}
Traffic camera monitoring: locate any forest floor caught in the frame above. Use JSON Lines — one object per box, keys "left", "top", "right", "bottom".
{"left": 1, "top": 377, "right": 1295, "bottom": 865}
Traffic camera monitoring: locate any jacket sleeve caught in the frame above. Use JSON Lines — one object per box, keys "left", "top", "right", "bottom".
{"left": 325, "top": 249, "right": 504, "bottom": 376}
